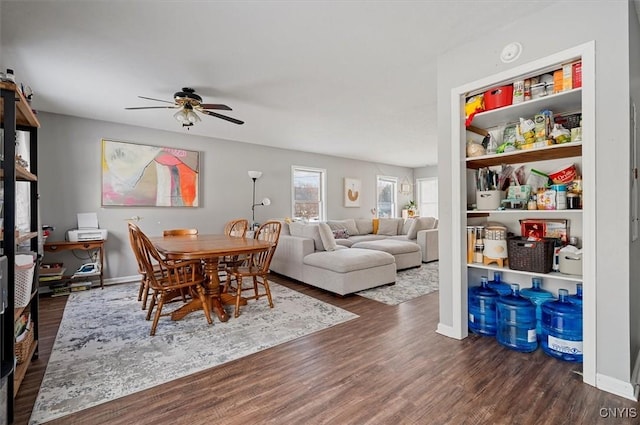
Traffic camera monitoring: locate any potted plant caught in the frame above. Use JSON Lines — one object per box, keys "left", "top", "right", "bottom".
{"left": 405, "top": 200, "right": 417, "bottom": 217}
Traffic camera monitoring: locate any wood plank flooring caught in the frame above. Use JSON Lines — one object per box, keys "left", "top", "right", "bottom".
{"left": 14, "top": 274, "right": 640, "bottom": 424}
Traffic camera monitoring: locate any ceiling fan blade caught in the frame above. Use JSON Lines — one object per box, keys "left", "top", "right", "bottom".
{"left": 125, "top": 106, "right": 178, "bottom": 110}
{"left": 199, "top": 103, "right": 232, "bottom": 111}
{"left": 137, "top": 96, "right": 175, "bottom": 104}
{"left": 201, "top": 110, "right": 244, "bottom": 125}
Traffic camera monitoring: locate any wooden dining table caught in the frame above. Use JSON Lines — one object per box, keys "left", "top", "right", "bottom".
{"left": 149, "top": 234, "right": 273, "bottom": 323}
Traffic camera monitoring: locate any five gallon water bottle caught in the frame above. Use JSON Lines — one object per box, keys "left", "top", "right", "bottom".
{"left": 488, "top": 271, "right": 511, "bottom": 296}
{"left": 468, "top": 276, "right": 499, "bottom": 336}
{"left": 520, "top": 277, "right": 554, "bottom": 338}
{"left": 541, "top": 288, "right": 583, "bottom": 362}
{"left": 567, "top": 283, "right": 583, "bottom": 309}
{"left": 496, "top": 283, "right": 538, "bottom": 352}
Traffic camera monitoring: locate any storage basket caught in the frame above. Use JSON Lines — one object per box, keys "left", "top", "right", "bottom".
{"left": 15, "top": 324, "right": 33, "bottom": 364}
{"left": 507, "top": 237, "right": 557, "bottom": 273}
{"left": 15, "top": 263, "right": 35, "bottom": 308}
{"left": 483, "top": 85, "right": 514, "bottom": 111}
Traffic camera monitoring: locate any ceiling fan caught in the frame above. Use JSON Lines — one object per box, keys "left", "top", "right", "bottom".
{"left": 125, "top": 87, "right": 244, "bottom": 126}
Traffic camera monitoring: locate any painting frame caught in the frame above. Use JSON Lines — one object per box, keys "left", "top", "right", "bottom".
{"left": 344, "top": 177, "right": 361, "bottom": 207}
{"left": 101, "top": 139, "right": 200, "bottom": 207}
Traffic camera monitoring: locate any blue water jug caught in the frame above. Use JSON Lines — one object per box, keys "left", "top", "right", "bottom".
{"left": 468, "top": 276, "right": 499, "bottom": 336}
{"left": 567, "top": 283, "right": 583, "bottom": 309}
{"left": 541, "top": 289, "right": 583, "bottom": 362}
{"left": 488, "top": 271, "right": 511, "bottom": 296}
{"left": 520, "top": 277, "right": 554, "bottom": 338}
{"left": 496, "top": 283, "right": 538, "bottom": 352}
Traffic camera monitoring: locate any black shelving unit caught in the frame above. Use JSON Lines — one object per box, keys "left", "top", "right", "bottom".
{"left": 1, "top": 81, "right": 40, "bottom": 424}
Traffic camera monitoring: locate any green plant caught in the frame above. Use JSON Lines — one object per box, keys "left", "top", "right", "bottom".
{"left": 405, "top": 200, "right": 416, "bottom": 210}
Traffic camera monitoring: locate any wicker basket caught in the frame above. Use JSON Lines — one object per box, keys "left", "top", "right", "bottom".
{"left": 15, "top": 263, "right": 35, "bottom": 308}
{"left": 15, "top": 325, "right": 33, "bottom": 364}
{"left": 507, "top": 237, "right": 557, "bottom": 273}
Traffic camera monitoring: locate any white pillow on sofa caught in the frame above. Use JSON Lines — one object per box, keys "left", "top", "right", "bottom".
{"left": 289, "top": 222, "right": 325, "bottom": 251}
{"left": 318, "top": 223, "right": 337, "bottom": 251}
{"left": 355, "top": 219, "right": 373, "bottom": 235}
{"left": 407, "top": 216, "right": 437, "bottom": 240}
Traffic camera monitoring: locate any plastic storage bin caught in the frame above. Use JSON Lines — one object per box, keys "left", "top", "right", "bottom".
{"left": 541, "top": 289, "right": 583, "bottom": 362}
{"left": 483, "top": 85, "right": 514, "bottom": 111}
{"left": 476, "top": 190, "right": 505, "bottom": 211}
{"left": 496, "top": 284, "right": 538, "bottom": 352}
{"left": 468, "top": 276, "right": 499, "bottom": 336}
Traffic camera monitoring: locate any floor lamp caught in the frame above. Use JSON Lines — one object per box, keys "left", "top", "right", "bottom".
{"left": 248, "top": 170, "right": 271, "bottom": 230}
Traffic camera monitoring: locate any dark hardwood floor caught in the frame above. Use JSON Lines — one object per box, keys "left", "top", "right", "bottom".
{"left": 14, "top": 274, "right": 640, "bottom": 425}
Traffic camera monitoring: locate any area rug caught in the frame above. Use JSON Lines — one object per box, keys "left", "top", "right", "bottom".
{"left": 356, "top": 261, "right": 439, "bottom": 305}
{"left": 29, "top": 281, "right": 358, "bottom": 424}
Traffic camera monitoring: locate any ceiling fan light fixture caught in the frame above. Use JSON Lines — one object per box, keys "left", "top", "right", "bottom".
{"left": 186, "top": 110, "right": 200, "bottom": 124}
{"left": 173, "top": 109, "right": 188, "bottom": 123}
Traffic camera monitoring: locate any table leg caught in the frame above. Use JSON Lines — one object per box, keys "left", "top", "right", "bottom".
{"left": 202, "top": 258, "right": 229, "bottom": 323}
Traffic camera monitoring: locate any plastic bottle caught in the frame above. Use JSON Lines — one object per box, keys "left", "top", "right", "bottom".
{"left": 468, "top": 276, "right": 499, "bottom": 336}
{"left": 567, "top": 283, "right": 583, "bottom": 309}
{"left": 520, "top": 277, "right": 555, "bottom": 338}
{"left": 487, "top": 271, "right": 511, "bottom": 296}
{"left": 496, "top": 283, "right": 538, "bottom": 352}
{"left": 541, "top": 289, "right": 583, "bottom": 362}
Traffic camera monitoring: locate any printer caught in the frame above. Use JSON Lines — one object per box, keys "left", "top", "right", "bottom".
{"left": 67, "top": 213, "right": 108, "bottom": 242}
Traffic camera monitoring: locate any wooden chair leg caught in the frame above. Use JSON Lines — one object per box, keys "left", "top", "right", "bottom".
{"left": 138, "top": 278, "right": 145, "bottom": 301}
{"left": 150, "top": 297, "right": 165, "bottom": 336}
{"left": 141, "top": 279, "right": 150, "bottom": 310}
{"left": 262, "top": 276, "right": 274, "bottom": 308}
{"left": 146, "top": 292, "right": 157, "bottom": 321}
{"left": 253, "top": 276, "right": 259, "bottom": 299}
{"left": 234, "top": 275, "right": 243, "bottom": 318}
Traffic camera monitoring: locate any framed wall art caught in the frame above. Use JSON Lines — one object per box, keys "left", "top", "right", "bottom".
{"left": 101, "top": 139, "right": 200, "bottom": 207}
{"left": 344, "top": 177, "right": 361, "bottom": 207}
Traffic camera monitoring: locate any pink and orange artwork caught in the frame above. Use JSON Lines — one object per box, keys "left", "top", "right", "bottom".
{"left": 101, "top": 139, "right": 199, "bottom": 207}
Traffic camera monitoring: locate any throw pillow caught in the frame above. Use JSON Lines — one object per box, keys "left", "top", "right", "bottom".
{"left": 377, "top": 218, "right": 399, "bottom": 236}
{"left": 372, "top": 218, "right": 379, "bottom": 234}
{"left": 318, "top": 223, "right": 337, "bottom": 251}
{"left": 289, "top": 222, "right": 325, "bottom": 251}
{"left": 407, "top": 216, "right": 437, "bottom": 239}
{"left": 332, "top": 229, "right": 350, "bottom": 239}
{"left": 400, "top": 219, "right": 413, "bottom": 235}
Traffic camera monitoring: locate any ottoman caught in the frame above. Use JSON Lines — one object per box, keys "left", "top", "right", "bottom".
{"left": 351, "top": 239, "right": 422, "bottom": 270}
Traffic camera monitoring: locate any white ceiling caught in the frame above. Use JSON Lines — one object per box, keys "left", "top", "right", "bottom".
{"left": 1, "top": 1, "right": 593, "bottom": 168}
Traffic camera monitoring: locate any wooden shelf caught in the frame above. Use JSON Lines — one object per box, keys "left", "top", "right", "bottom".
{"left": 467, "top": 209, "right": 583, "bottom": 215}
{"left": 0, "top": 231, "right": 38, "bottom": 243}
{"left": 0, "top": 164, "right": 37, "bottom": 181}
{"left": 466, "top": 142, "right": 582, "bottom": 169}
{"left": 13, "top": 340, "right": 37, "bottom": 396}
{"left": 470, "top": 88, "right": 582, "bottom": 129}
{"left": 468, "top": 263, "right": 583, "bottom": 282}
{"left": 0, "top": 81, "right": 40, "bottom": 128}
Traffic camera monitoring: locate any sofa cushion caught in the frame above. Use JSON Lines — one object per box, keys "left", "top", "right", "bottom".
{"left": 318, "top": 223, "right": 337, "bottom": 251}
{"left": 400, "top": 219, "right": 413, "bottom": 235}
{"left": 304, "top": 248, "right": 394, "bottom": 273}
{"left": 377, "top": 218, "right": 400, "bottom": 236}
{"left": 355, "top": 219, "right": 374, "bottom": 235}
{"left": 328, "top": 219, "right": 359, "bottom": 236}
{"left": 407, "top": 216, "right": 437, "bottom": 240}
{"left": 289, "top": 222, "right": 325, "bottom": 251}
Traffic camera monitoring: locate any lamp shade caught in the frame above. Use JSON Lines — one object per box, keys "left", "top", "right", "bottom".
{"left": 261, "top": 197, "right": 271, "bottom": 206}
{"left": 248, "top": 170, "right": 262, "bottom": 180}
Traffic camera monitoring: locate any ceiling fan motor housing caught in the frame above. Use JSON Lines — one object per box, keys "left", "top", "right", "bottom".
{"left": 174, "top": 87, "right": 202, "bottom": 106}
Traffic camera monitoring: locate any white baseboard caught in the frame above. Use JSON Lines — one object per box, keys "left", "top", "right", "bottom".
{"left": 597, "top": 373, "right": 639, "bottom": 401}
{"left": 436, "top": 323, "right": 464, "bottom": 340}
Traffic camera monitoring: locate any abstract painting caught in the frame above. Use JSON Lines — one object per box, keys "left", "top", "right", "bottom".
{"left": 101, "top": 139, "right": 199, "bottom": 207}
{"left": 344, "top": 177, "right": 361, "bottom": 207}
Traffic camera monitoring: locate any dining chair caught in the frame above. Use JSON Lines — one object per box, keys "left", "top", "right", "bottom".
{"left": 128, "top": 222, "right": 162, "bottom": 311}
{"left": 219, "top": 219, "right": 250, "bottom": 277}
{"left": 224, "top": 220, "right": 281, "bottom": 318}
{"left": 163, "top": 228, "right": 198, "bottom": 237}
{"left": 136, "top": 227, "right": 213, "bottom": 336}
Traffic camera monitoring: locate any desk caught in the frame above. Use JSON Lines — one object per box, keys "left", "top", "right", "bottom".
{"left": 149, "top": 234, "right": 272, "bottom": 323}
{"left": 43, "top": 240, "right": 106, "bottom": 289}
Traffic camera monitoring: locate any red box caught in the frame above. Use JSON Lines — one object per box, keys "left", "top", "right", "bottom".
{"left": 483, "top": 85, "right": 513, "bottom": 111}
{"left": 572, "top": 61, "right": 582, "bottom": 89}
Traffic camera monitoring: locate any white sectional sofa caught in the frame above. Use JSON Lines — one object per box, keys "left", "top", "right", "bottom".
{"left": 269, "top": 217, "right": 438, "bottom": 295}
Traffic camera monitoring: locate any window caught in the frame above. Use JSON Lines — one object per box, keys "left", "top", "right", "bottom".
{"left": 291, "top": 166, "right": 326, "bottom": 221}
{"left": 417, "top": 177, "right": 438, "bottom": 218}
{"left": 376, "top": 176, "right": 397, "bottom": 218}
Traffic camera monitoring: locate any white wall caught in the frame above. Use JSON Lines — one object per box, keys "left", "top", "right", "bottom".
{"left": 437, "top": 1, "right": 636, "bottom": 391}
{"left": 37, "top": 112, "right": 415, "bottom": 279}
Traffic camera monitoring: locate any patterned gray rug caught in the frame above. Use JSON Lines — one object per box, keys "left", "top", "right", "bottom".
{"left": 29, "top": 281, "right": 358, "bottom": 424}
{"left": 356, "top": 261, "right": 439, "bottom": 305}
